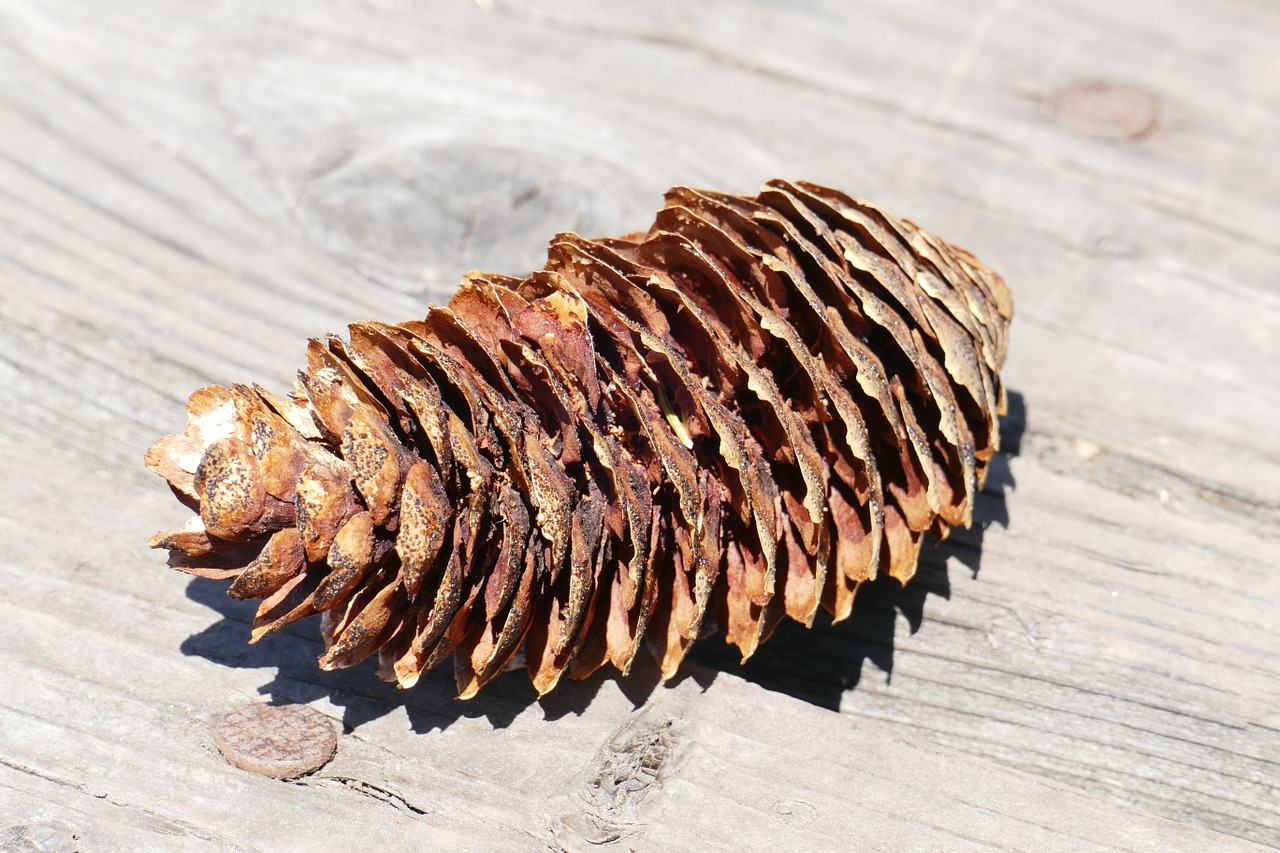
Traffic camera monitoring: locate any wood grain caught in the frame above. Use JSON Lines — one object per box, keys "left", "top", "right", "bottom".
{"left": 1, "top": 0, "right": 1277, "bottom": 849}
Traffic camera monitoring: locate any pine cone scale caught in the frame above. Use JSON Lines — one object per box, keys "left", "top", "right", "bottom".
{"left": 478, "top": 484, "right": 528, "bottom": 619}
{"left": 639, "top": 231, "right": 831, "bottom": 540}
{"left": 668, "top": 193, "right": 891, "bottom": 541}
{"left": 707, "top": 194, "right": 941, "bottom": 591}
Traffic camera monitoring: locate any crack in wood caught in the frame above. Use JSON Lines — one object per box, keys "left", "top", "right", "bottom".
{"left": 0, "top": 757, "right": 257, "bottom": 851}
{"left": 304, "top": 775, "right": 431, "bottom": 817}
{"left": 0, "top": 757, "right": 99, "bottom": 800}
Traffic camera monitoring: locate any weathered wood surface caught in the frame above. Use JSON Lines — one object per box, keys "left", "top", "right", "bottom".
{"left": 2, "top": 0, "right": 1278, "bottom": 849}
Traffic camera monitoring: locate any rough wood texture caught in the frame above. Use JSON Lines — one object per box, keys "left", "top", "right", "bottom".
{"left": 1, "top": 0, "right": 1276, "bottom": 850}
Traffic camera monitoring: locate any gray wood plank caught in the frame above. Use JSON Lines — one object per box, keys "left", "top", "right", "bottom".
{"left": 1, "top": 443, "right": 1268, "bottom": 852}
{"left": 1, "top": 0, "right": 1277, "bottom": 848}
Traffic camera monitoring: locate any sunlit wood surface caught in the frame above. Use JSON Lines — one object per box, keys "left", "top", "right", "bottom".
{"left": 2, "top": 0, "right": 1277, "bottom": 849}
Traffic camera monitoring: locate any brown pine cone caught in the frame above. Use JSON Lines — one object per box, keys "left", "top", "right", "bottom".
{"left": 146, "top": 179, "right": 1012, "bottom": 698}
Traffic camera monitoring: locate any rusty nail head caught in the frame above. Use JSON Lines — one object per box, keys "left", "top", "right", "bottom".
{"left": 214, "top": 702, "right": 338, "bottom": 780}
{"left": 1043, "top": 79, "right": 1160, "bottom": 140}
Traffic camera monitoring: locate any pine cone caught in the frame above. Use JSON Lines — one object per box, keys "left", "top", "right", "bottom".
{"left": 146, "top": 179, "right": 1012, "bottom": 698}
